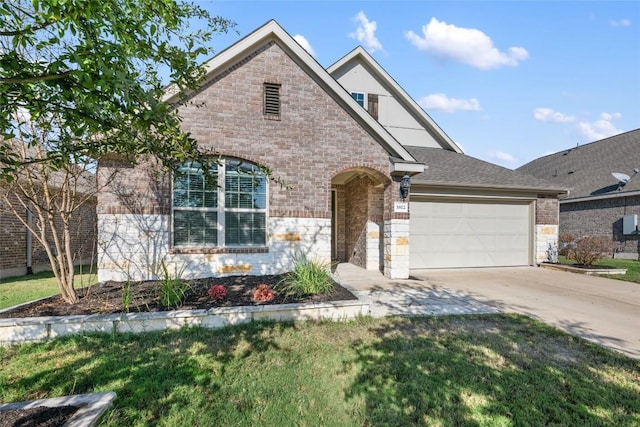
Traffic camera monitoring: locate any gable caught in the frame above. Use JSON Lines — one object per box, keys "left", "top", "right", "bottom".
{"left": 165, "top": 20, "right": 420, "bottom": 169}
{"left": 328, "top": 47, "right": 462, "bottom": 153}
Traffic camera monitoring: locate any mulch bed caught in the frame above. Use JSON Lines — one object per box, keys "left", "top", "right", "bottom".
{"left": 0, "top": 405, "right": 80, "bottom": 427}
{"left": 0, "top": 274, "right": 357, "bottom": 319}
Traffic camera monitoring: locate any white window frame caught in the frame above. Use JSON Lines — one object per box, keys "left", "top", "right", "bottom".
{"left": 172, "top": 158, "right": 268, "bottom": 249}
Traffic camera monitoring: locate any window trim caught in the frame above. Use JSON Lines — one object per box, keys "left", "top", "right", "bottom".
{"left": 171, "top": 158, "right": 268, "bottom": 250}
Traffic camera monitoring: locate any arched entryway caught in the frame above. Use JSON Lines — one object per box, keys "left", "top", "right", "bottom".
{"left": 331, "top": 167, "right": 389, "bottom": 271}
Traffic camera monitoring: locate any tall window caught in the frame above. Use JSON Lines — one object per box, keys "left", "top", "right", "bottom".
{"left": 173, "top": 159, "right": 267, "bottom": 248}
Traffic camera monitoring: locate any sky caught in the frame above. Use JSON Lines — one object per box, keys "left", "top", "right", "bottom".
{"left": 194, "top": 1, "right": 640, "bottom": 169}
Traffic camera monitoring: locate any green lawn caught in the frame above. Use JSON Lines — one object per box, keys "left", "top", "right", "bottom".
{"left": 559, "top": 256, "right": 640, "bottom": 284}
{"left": 1, "top": 315, "right": 638, "bottom": 426}
{"left": 0, "top": 266, "right": 97, "bottom": 310}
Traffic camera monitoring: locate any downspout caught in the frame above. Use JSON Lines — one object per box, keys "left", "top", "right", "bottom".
{"left": 26, "top": 208, "right": 33, "bottom": 275}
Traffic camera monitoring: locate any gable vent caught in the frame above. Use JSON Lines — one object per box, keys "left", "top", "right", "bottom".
{"left": 263, "top": 83, "right": 281, "bottom": 117}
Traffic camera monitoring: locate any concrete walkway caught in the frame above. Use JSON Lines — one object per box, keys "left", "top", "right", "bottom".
{"left": 333, "top": 263, "right": 500, "bottom": 318}
{"left": 333, "top": 264, "right": 640, "bottom": 359}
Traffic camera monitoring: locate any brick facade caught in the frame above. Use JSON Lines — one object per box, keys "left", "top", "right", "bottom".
{"left": 1, "top": 193, "right": 97, "bottom": 279}
{"left": 560, "top": 195, "right": 640, "bottom": 258}
{"left": 98, "top": 40, "right": 411, "bottom": 281}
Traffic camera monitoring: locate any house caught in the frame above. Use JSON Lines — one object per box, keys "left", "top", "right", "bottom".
{"left": 96, "top": 20, "right": 566, "bottom": 283}
{"left": 0, "top": 176, "right": 97, "bottom": 279}
{"left": 518, "top": 129, "right": 640, "bottom": 259}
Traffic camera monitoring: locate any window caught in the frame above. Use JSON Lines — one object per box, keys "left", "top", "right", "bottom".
{"left": 264, "top": 83, "right": 281, "bottom": 117}
{"left": 351, "top": 92, "right": 364, "bottom": 107}
{"left": 367, "top": 93, "right": 379, "bottom": 120}
{"left": 173, "top": 159, "right": 267, "bottom": 248}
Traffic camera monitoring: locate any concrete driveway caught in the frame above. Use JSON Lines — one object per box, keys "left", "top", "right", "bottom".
{"left": 412, "top": 267, "right": 640, "bottom": 359}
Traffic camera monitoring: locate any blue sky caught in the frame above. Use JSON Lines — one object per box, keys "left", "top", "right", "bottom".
{"left": 196, "top": 1, "right": 640, "bottom": 169}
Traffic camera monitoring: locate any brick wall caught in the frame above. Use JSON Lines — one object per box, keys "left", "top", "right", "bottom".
{"left": 99, "top": 41, "right": 399, "bottom": 221}
{"left": 536, "top": 196, "right": 558, "bottom": 225}
{"left": 560, "top": 195, "right": 640, "bottom": 256}
{"left": 344, "top": 175, "right": 371, "bottom": 268}
{"left": 1, "top": 193, "right": 97, "bottom": 278}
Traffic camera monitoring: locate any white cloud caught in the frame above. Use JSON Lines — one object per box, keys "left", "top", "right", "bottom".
{"left": 405, "top": 18, "right": 529, "bottom": 69}
{"left": 610, "top": 19, "right": 632, "bottom": 27}
{"left": 600, "top": 112, "right": 622, "bottom": 121}
{"left": 349, "top": 11, "right": 384, "bottom": 53}
{"left": 488, "top": 151, "right": 518, "bottom": 165}
{"left": 577, "top": 112, "right": 623, "bottom": 141}
{"left": 533, "top": 108, "right": 575, "bottom": 123}
{"left": 293, "top": 34, "right": 315, "bottom": 57}
{"left": 418, "top": 93, "right": 481, "bottom": 113}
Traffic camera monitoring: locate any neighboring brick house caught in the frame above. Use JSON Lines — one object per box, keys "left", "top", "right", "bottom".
{"left": 97, "top": 20, "right": 566, "bottom": 282}
{"left": 0, "top": 185, "right": 97, "bottom": 279}
{"left": 518, "top": 129, "right": 640, "bottom": 259}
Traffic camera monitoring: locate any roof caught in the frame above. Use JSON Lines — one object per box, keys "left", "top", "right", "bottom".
{"left": 327, "top": 46, "right": 463, "bottom": 154}
{"left": 407, "top": 146, "right": 567, "bottom": 194}
{"left": 517, "top": 129, "right": 640, "bottom": 201}
{"left": 163, "top": 20, "right": 422, "bottom": 170}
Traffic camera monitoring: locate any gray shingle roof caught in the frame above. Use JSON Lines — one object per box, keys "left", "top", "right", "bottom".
{"left": 517, "top": 129, "right": 640, "bottom": 200}
{"left": 406, "top": 146, "right": 566, "bottom": 193}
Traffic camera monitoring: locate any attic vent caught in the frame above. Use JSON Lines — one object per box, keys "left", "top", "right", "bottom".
{"left": 263, "top": 83, "right": 281, "bottom": 118}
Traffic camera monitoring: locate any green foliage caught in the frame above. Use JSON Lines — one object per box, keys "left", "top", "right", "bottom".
{"left": 158, "top": 261, "right": 188, "bottom": 308}
{"left": 121, "top": 280, "right": 132, "bottom": 313}
{"left": 0, "top": 0, "right": 235, "bottom": 179}
{"left": 278, "top": 253, "right": 334, "bottom": 298}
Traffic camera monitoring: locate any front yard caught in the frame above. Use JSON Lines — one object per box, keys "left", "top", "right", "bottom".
{"left": 0, "top": 267, "right": 97, "bottom": 310}
{"left": 1, "top": 315, "right": 638, "bottom": 426}
{"left": 559, "top": 256, "right": 640, "bottom": 283}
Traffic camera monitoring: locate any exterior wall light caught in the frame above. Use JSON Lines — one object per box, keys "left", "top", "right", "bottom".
{"left": 400, "top": 174, "right": 411, "bottom": 200}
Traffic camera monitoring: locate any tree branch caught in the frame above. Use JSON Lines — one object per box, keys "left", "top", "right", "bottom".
{"left": 1, "top": 69, "right": 75, "bottom": 84}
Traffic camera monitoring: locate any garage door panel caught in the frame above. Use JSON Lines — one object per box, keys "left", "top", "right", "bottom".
{"left": 410, "top": 200, "right": 531, "bottom": 268}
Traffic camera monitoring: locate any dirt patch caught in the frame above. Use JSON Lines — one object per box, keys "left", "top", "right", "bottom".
{"left": 0, "top": 405, "right": 80, "bottom": 427}
{"left": 0, "top": 274, "right": 357, "bottom": 319}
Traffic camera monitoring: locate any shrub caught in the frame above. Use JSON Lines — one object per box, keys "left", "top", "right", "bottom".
{"left": 159, "top": 261, "right": 189, "bottom": 308}
{"left": 558, "top": 232, "right": 575, "bottom": 256}
{"left": 208, "top": 284, "right": 227, "bottom": 301}
{"left": 278, "top": 253, "right": 334, "bottom": 298}
{"left": 122, "top": 280, "right": 132, "bottom": 313}
{"left": 253, "top": 284, "right": 275, "bottom": 302}
{"left": 565, "top": 235, "right": 613, "bottom": 267}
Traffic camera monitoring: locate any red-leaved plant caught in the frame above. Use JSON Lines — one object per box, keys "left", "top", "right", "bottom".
{"left": 253, "top": 284, "right": 275, "bottom": 302}
{"left": 207, "top": 284, "right": 227, "bottom": 301}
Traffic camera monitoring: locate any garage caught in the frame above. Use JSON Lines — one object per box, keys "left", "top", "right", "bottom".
{"left": 410, "top": 199, "right": 532, "bottom": 268}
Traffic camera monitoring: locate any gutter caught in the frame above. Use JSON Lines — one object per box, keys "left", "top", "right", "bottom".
{"left": 560, "top": 189, "right": 640, "bottom": 204}
{"left": 26, "top": 209, "right": 33, "bottom": 275}
{"left": 411, "top": 180, "right": 568, "bottom": 195}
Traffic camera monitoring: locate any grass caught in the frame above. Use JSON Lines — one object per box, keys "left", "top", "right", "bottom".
{"left": 558, "top": 256, "right": 640, "bottom": 284}
{"left": 0, "top": 266, "right": 97, "bottom": 310}
{"left": 1, "top": 315, "right": 638, "bottom": 426}
{"left": 277, "top": 253, "right": 334, "bottom": 298}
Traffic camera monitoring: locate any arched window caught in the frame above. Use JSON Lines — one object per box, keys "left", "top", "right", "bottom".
{"left": 172, "top": 159, "right": 267, "bottom": 247}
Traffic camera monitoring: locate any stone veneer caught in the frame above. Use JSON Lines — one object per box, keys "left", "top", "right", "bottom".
{"left": 535, "top": 196, "right": 560, "bottom": 264}
{"left": 384, "top": 219, "right": 409, "bottom": 279}
{"left": 98, "top": 215, "right": 330, "bottom": 282}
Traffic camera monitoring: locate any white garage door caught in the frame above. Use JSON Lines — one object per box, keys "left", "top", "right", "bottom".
{"left": 410, "top": 200, "right": 531, "bottom": 268}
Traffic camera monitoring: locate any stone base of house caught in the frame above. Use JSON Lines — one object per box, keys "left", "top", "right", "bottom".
{"left": 97, "top": 214, "right": 332, "bottom": 282}
{"left": 535, "top": 224, "right": 559, "bottom": 264}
